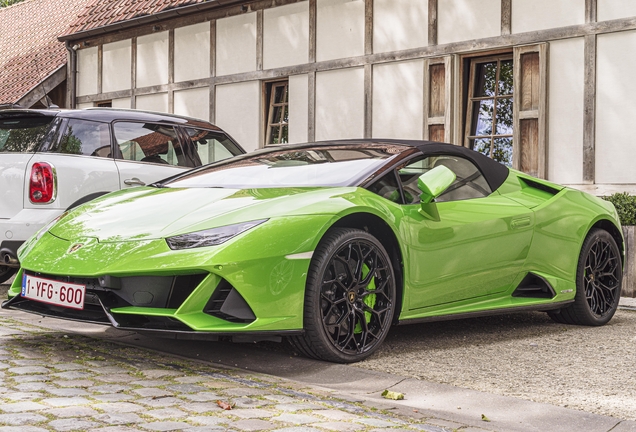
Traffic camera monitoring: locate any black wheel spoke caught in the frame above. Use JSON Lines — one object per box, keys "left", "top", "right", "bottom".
{"left": 583, "top": 236, "right": 621, "bottom": 317}
{"left": 318, "top": 235, "right": 394, "bottom": 357}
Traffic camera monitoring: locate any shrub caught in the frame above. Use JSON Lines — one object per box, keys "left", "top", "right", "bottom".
{"left": 603, "top": 192, "right": 636, "bottom": 226}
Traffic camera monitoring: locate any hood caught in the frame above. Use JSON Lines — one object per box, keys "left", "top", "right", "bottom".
{"left": 49, "top": 186, "right": 356, "bottom": 242}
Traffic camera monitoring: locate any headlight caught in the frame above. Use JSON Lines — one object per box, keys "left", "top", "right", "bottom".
{"left": 166, "top": 219, "right": 268, "bottom": 250}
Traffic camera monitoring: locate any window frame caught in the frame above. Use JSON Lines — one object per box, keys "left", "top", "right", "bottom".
{"left": 263, "top": 79, "right": 289, "bottom": 146}
{"left": 463, "top": 53, "right": 514, "bottom": 165}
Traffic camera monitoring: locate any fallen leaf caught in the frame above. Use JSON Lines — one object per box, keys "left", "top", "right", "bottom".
{"left": 217, "top": 400, "right": 233, "bottom": 410}
{"left": 481, "top": 414, "right": 491, "bottom": 422}
{"left": 381, "top": 390, "right": 404, "bottom": 400}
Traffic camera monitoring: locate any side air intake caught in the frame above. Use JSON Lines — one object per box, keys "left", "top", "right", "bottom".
{"left": 512, "top": 273, "right": 556, "bottom": 299}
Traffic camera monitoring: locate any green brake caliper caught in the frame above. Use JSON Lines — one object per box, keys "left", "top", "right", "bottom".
{"left": 355, "top": 263, "right": 377, "bottom": 334}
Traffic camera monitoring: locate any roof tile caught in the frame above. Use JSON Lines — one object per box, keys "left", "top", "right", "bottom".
{"left": 0, "top": 0, "right": 94, "bottom": 104}
{"left": 64, "top": 0, "right": 206, "bottom": 37}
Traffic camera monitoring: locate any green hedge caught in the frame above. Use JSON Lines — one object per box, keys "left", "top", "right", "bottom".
{"left": 603, "top": 193, "right": 636, "bottom": 226}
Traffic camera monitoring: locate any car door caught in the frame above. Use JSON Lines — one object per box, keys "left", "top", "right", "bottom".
{"left": 112, "top": 122, "right": 193, "bottom": 189}
{"left": 397, "top": 155, "right": 535, "bottom": 310}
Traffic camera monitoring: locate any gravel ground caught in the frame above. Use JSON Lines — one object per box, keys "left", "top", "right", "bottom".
{"left": 355, "top": 308, "right": 636, "bottom": 421}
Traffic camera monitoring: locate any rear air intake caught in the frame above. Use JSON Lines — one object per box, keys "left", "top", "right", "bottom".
{"left": 204, "top": 279, "right": 256, "bottom": 323}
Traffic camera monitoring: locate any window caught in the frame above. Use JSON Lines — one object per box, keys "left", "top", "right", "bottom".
{"left": 464, "top": 55, "right": 514, "bottom": 166}
{"left": 264, "top": 80, "right": 289, "bottom": 145}
{"left": 95, "top": 101, "right": 112, "bottom": 108}
{"left": 368, "top": 155, "right": 491, "bottom": 204}
{"left": 113, "top": 122, "right": 198, "bottom": 167}
{"left": 184, "top": 128, "right": 242, "bottom": 165}
{"left": 51, "top": 119, "right": 111, "bottom": 157}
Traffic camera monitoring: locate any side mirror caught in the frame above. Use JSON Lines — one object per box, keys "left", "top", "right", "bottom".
{"left": 417, "top": 165, "right": 456, "bottom": 205}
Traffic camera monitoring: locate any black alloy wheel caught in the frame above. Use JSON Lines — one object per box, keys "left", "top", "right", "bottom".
{"left": 290, "top": 228, "right": 396, "bottom": 363}
{"left": 548, "top": 228, "right": 622, "bottom": 326}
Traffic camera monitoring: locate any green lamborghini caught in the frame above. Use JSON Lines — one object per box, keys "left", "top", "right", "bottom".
{"left": 3, "top": 140, "right": 624, "bottom": 363}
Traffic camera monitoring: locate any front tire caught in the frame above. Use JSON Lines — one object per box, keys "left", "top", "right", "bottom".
{"left": 290, "top": 228, "right": 396, "bottom": 363}
{"left": 548, "top": 228, "right": 622, "bottom": 326}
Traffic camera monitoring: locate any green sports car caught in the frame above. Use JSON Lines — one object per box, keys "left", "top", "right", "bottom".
{"left": 3, "top": 140, "right": 624, "bottom": 363}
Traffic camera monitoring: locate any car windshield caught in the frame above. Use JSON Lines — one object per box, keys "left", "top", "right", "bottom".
{"left": 0, "top": 116, "right": 55, "bottom": 153}
{"left": 164, "top": 145, "right": 405, "bottom": 188}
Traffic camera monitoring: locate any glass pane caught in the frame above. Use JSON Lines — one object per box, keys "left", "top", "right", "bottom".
{"left": 114, "top": 122, "right": 178, "bottom": 165}
{"left": 272, "top": 106, "right": 282, "bottom": 124}
{"left": 495, "top": 97, "right": 513, "bottom": 135}
{"left": 470, "top": 138, "right": 492, "bottom": 158}
{"left": 493, "top": 137, "right": 513, "bottom": 166}
{"left": 283, "top": 105, "right": 289, "bottom": 124}
{"left": 368, "top": 171, "right": 404, "bottom": 203}
{"left": 472, "top": 100, "right": 494, "bottom": 136}
{"left": 473, "top": 62, "right": 497, "bottom": 97}
{"left": 58, "top": 119, "right": 111, "bottom": 157}
{"left": 274, "top": 85, "right": 287, "bottom": 103}
{"left": 280, "top": 125, "right": 288, "bottom": 144}
{"left": 270, "top": 126, "right": 280, "bottom": 144}
{"left": 498, "top": 60, "right": 514, "bottom": 95}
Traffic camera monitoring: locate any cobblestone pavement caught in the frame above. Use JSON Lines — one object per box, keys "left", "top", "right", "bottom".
{"left": 0, "top": 314, "right": 480, "bottom": 432}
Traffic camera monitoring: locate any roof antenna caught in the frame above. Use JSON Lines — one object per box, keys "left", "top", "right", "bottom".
{"left": 31, "top": 54, "right": 59, "bottom": 109}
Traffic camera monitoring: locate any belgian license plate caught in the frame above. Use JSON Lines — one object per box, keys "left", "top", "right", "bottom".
{"left": 21, "top": 274, "right": 86, "bottom": 310}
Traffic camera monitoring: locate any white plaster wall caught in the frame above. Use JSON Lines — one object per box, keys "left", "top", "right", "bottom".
{"left": 263, "top": 2, "right": 309, "bottom": 69}
{"left": 512, "top": 0, "right": 584, "bottom": 34}
{"left": 174, "top": 87, "right": 210, "bottom": 121}
{"left": 373, "top": 0, "right": 427, "bottom": 53}
{"left": 288, "top": 74, "right": 309, "bottom": 144}
{"left": 175, "top": 22, "right": 210, "bottom": 82}
{"left": 317, "top": 0, "right": 365, "bottom": 62}
{"left": 598, "top": 0, "right": 636, "bottom": 22}
{"left": 596, "top": 31, "right": 636, "bottom": 184}
{"left": 77, "top": 102, "right": 93, "bottom": 109}
{"left": 438, "top": 0, "right": 500, "bottom": 45}
{"left": 111, "top": 98, "right": 131, "bottom": 109}
{"left": 372, "top": 59, "right": 424, "bottom": 140}
{"left": 102, "top": 40, "right": 131, "bottom": 93}
{"left": 315, "top": 67, "right": 364, "bottom": 141}
{"left": 215, "top": 81, "right": 260, "bottom": 152}
{"left": 547, "top": 38, "right": 584, "bottom": 184}
{"left": 136, "top": 32, "right": 169, "bottom": 88}
{"left": 77, "top": 47, "right": 98, "bottom": 96}
{"left": 135, "top": 93, "right": 168, "bottom": 113}
{"left": 216, "top": 13, "right": 257, "bottom": 76}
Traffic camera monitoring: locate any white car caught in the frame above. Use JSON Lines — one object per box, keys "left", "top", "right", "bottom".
{"left": 0, "top": 108, "right": 245, "bottom": 283}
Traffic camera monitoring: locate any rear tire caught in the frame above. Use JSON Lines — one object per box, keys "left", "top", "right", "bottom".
{"left": 0, "top": 265, "right": 16, "bottom": 285}
{"left": 548, "top": 228, "right": 621, "bottom": 326}
{"left": 289, "top": 228, "right": 396, "bottom": 363}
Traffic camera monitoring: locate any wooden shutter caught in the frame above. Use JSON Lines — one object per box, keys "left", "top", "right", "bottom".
{"left": 424, "top": 56, "right": 453, "bottom": 142}
{"left": 513, "top": 44, "right": 547, "bottom": 178}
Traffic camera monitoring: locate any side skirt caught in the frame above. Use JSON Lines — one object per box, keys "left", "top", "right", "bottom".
{"left": 397, "top": 300, "right": 574, "bottom": 325}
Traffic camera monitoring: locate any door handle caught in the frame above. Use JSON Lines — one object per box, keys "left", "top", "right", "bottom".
{"left": 124, "top": 178, "right": 146, "bottom": 186}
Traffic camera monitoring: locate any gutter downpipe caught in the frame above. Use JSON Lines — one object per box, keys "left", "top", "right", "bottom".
{"left": 64, "top": 41, "right": 77, "bottom": 109}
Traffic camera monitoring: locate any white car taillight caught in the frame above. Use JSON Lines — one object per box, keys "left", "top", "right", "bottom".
{"left": 29, "top": 162, "right": 56, "bottom": 204}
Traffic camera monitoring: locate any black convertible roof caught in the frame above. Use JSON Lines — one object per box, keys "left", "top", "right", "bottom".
{"left": 267, "top": 139, "right": 511, "bottom": 192}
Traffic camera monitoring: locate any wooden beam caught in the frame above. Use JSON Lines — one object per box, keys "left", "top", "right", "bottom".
{"left": 583, "top": 34, "right": 596, "bottom": 184}
{"left": 131, "top": 37, "right": 137, "bottom": 108}
{"left": 586, "top": 0, "right": 597, "bottom": 23}
{"left": 97, "top": 44, "right": 103, "bottom": 96}
{"left": 364, "top": 64, "right": 372, "bottom": 138}
{"left": 428, "top": 0, "right": 437, "bottom": 46}
{"left": 309, "top": 0, "right": 316, "bottom": 63}
{"left": 501, "top": 0, "right": 512, "bottom": 36}
{"left": 256, "top": 9, "right": 264, "bottom": 71}
{"left": 168, "top": 29, "right": 175, "bottom": 113}
{"left": 308, "top": 71, "right": 316, "bottom": 142}
{"left": 18, "top": 66, "right": 67, "bottom": 108}
{"left": 365, "top": 0, "right": 373, "bottom": 55}
{"left": 210, "top": 20, "right": 216, "bottom": 123}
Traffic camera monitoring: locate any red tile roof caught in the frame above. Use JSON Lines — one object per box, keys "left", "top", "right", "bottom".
{"left": 64, "top": 0, "right": 206, "bottom": 36}
{"left": 0, "top": 0, "right": 93, "bottom": 104}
